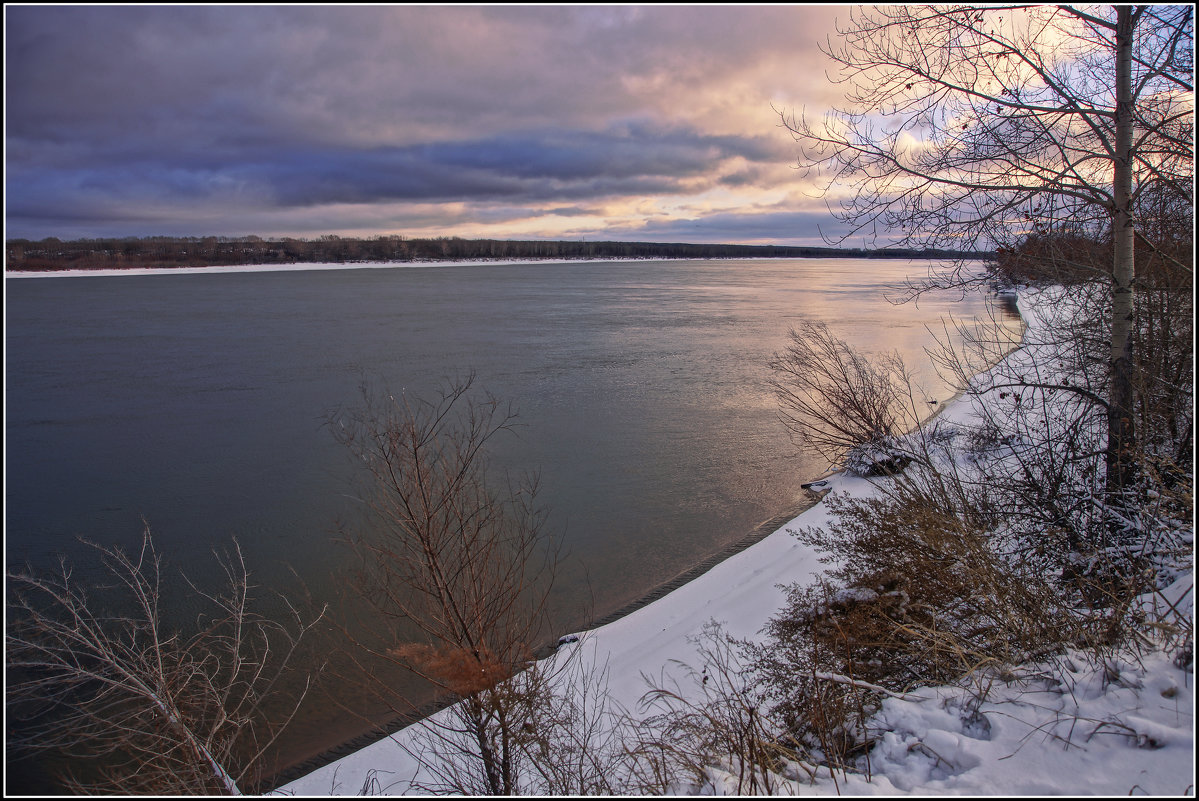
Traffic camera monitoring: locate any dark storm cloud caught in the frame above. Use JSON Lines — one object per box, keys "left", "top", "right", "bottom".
{"left": 259, "top": 123, "right": 784, "bottom": 206}
{"left": 419, "top": 124, "right": 784, "bottom": 184}
{"left": 8, "top": 123, "right": 787, "bottom": 219}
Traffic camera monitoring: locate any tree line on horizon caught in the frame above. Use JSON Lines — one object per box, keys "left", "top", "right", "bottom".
{"left": 4, "top": 234, "right": 987, "bottom": 271}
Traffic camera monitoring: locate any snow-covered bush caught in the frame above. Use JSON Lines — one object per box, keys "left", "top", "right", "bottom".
{"left": 934, "top": 282, "right": 1192, "bottom": 640}
{"left": 745, "top": 481, "right": 1074, "bottom": 769}
{"left": 751, "top": 274, "right": 1193, "bottom": 784}
{"left": 842, "top": 435, "right": 913, "bottom": 478}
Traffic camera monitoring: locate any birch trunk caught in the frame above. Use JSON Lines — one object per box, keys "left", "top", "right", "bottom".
{"left": 1107, "top": 4, "right": 1138, "bottom": 506}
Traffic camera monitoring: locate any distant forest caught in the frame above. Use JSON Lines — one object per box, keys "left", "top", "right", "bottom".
{"left": 5, "top": 235, "right": 989, "bottom": 271}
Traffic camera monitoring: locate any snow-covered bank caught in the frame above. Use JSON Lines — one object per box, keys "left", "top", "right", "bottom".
{"left": 277, "top": 287, "right": 1193, "bottom": 796}
{"left": 5, "top": 256, "right": 821, "bottom": 279}
{"left": 3, "top": 255, "right": 970, "bottom": 280}
{"left": 3, "top": 259, "right": 621, "bottom": 279}
{"left": 276, "top": 484, "right": 846, "bottom": 795}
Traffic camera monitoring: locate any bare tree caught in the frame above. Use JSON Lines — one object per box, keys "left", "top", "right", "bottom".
{"left": 780, "top": 4, "right": 1194, "bottom": 505}
{"left": 329, "top": 372, "right": 567, "bottom": 795}
{"left": 6, "top": 528, "right": 326, "bottom": 795}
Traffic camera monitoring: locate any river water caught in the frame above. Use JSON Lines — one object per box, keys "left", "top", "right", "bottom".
{"left": 5, "top": 257, "right": 1017, "bottom": 784}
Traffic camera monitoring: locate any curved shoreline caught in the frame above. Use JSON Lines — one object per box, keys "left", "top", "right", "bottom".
{"left": 576, "top": 492, "right": 828, "bottom": 634}
{"left": 259, "top": 489, "right": 827, "bottom": 792}
{"left": 264, "top": 292, "right": 1025, "bottom": 792}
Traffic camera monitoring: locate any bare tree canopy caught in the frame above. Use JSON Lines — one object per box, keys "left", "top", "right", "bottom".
{"left": 782, "top": 4, "right": 1193, "bottom": 256}
{"left": 780, "top": 4, "right": 1194, "bottom": 503}
{"left": 329, "top": 372, "right": 567, "bottom": 794}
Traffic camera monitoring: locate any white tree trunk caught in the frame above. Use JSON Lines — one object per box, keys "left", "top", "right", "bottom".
{"left": 1107, "top": 4, "right": 1138, "bottom": 504}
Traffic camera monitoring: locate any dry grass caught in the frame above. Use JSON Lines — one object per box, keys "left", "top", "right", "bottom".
{"left": 742, "top": 480, "right": 1082, "bottom": 774}
{"left": 632, "top": 624, "right": 808, "bottom": 795}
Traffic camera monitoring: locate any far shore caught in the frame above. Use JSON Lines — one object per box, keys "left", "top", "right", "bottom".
{"left": 4, "top": 253, "right": 980, "bottom": 280}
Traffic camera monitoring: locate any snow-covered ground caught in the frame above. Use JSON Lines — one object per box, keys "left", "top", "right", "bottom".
{"left": 4, "top": 259, "right": 606, "bottom": 278}
{"left": 277, "top": 287, "right": 1193, "bottom": 796}
{"left": 4, "top": 257, "right": 775, "bottom": 280}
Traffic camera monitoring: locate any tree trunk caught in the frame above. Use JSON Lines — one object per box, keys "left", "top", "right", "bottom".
{"left": 1106, "top": 4, "right": 1137, "bottom": 511}
{"left": 471, "top": 699, "right": 505, "bottom": 795}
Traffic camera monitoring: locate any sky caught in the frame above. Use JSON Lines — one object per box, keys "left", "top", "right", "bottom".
{"left": 5, "top": 5, "right": 867, "bottom": 245}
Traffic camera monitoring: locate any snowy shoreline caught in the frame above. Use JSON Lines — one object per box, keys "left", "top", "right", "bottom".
{"left": 3, "top": 254, "right": 968, "bottom": 280}
{"left": 4, "top": 259, "right": 624, "bottom": 278}
{"left": 276, "top": 286, "right": 1194, "bottom": 796}
{"left": 265, "top": 496, "right": 832, "bottom": 791}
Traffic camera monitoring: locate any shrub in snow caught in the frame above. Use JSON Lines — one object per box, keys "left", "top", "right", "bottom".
{"left": 843, "top": 435, "right": 913, "bottom": 478}
{"left": 745, "top": 480, "right": 1078, "bottom": 774}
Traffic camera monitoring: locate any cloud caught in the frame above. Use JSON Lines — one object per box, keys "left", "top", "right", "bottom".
{"left": 9, "top": 123, "right": 790, "bottom": 218}
{"left": 5, "top": 5, "right": 851, "bottom": 241}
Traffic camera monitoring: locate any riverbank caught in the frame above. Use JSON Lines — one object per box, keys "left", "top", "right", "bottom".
{"left": 276, "top": 483, "right": 847, "bottom": 794}
{"left": 261, "top": 495, "right": 827, "bottom": 791}
{"left": 276, "top": 285, "right": 1193, "bottom": 795}
{"left": 3, "top": 258, "right": 633, "bottom": 278}
{"left": 4, "top": 253, "right": 981, "bottom": 279}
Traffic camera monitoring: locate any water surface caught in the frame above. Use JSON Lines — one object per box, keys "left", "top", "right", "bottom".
{"left": 5, "top": 257, "right": 1016, "bottom": 779}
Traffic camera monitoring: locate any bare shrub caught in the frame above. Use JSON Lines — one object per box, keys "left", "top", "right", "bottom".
{"left": 6, "top": 528, "right": 326, "bottom": 795}
{"left": 329, "top": 372, "right": 583, "bottom": 795}
{"left": 632, "top": 623, "right": 808, "bottom": 795}
{"left": 769, "top": 320, "right": 920, "bottom": 473}
{"left": 929, "top": 283, "right": 1191, "bottom": 627}
{"left": 483, "top": 641, "right": 655, "bottom": 795}
{"left": 745, "top": 480, "right": 1080, "bottom": 774}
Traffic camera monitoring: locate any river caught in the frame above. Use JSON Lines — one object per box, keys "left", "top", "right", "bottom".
{"left": 5, "top": 257, "right": 1018, "bottom": 786}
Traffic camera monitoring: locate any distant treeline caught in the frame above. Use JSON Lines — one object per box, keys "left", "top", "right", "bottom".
{"left": 5, "top": 235, "right": 989, "bottom": 271}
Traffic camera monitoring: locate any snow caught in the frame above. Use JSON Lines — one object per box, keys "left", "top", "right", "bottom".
{"left": 838, "top": 649, "right": 1193, "bottom": 795}
{"left": 3, "top": 256, "right": 793, "bottom": 280}
{"left": 3, "top": 259, "right": 619, "bottom": 279}
{"left": 276, "top": 285, "right": 1193, "bottom": 796}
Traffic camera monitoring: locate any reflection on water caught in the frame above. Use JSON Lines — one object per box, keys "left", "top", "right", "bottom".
{"left": 6, "top": 258, "right": 1020, "bottom": 783}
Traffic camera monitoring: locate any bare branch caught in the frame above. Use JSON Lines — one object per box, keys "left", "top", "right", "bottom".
{"left": 6, "top": 527, "right": 326, "bottom": 795}
{"left": 329, "top": 372, "right": 573, "bottom": 794}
